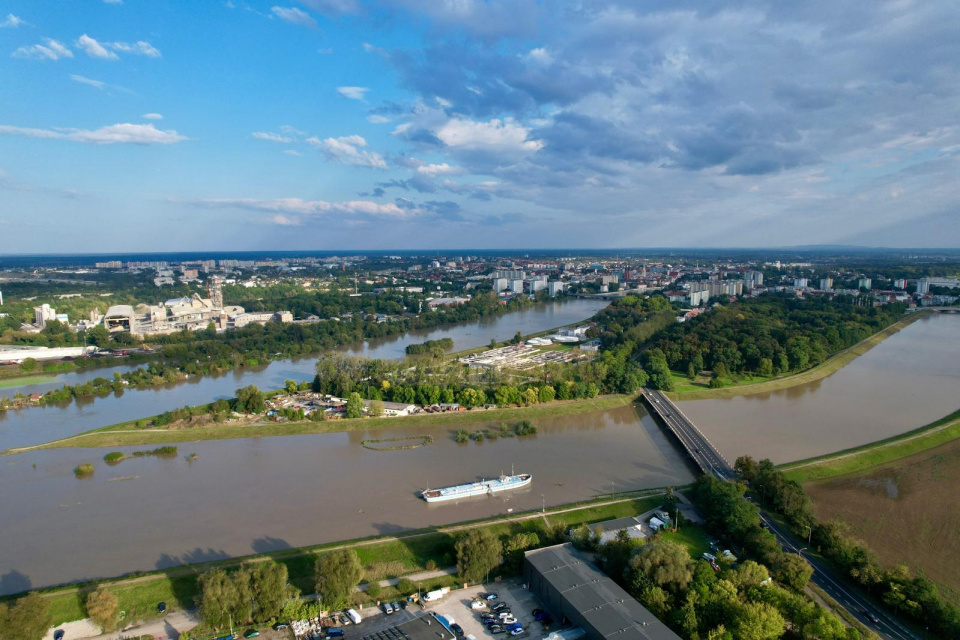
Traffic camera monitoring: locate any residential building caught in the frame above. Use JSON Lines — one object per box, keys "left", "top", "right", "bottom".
{"left": 743, "top": 270, "right": 764, "bottom": 291}
{"left": 548, "top": 281, "right": 566, "bottom": 296}
{"left": 858, "top": 278, "right": 872, "bottom": 290}
{"left": 819, "top": 278, "right": 833, "bottom": 291}
{"left": 493, "top": 277, "right": 509, "bottom": 292}
{"left": 508, "top": 279, "right": 525, "bottom": 293}
{"left": 33, "top": 304, "right": 57, "bottom": 328}
{"left": 794, "top": 278, "right": 808, "bottom": 289}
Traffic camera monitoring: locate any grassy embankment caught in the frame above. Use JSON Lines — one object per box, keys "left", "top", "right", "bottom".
{"left": 665, "top": 311, "right": 930, "bottom": 401}
{"left": 0, "top": 374, "right": 57, "bottom": 389}
{"left": 780, "top": 407, "right": 960, "bottom": 483}
{"left": 25, "top": 493, "right": 670, "bottom": 626}
{"left": 4, "top": 394, "right": 634, "bottom": 453}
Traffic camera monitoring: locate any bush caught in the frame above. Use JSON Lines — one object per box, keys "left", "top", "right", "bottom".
{"left": 365, "top": 581, "right": 382, "bottom": 599}
{"left": 396, "top": 578, "right": 415, "bottom": 595}
{"left": 425, "top": 559, "right": 437, "bottom": 571}
{"left": 103, "top": 452, "right": 125, "bottom": 464}
{"left": 454, "top": 429, "right": 469, "bottom": 443}
{"left": 515, "top": 420, "right": 538, "bottom": 436}
{"left": 74, "top": 463, "right": 94, "bottom": 478}
{"left": 470, "top": 431, "right": 485, "bottom": 442}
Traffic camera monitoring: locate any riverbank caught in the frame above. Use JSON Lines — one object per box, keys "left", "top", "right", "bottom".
{"left": 666, "top": 311, "right": 930, "bottom": 401}
{"left": 25, "top": 490, "right": 668, "bottom": 626}
{"left": 4, "top": 395, "right": 634, "bottom": 453}
{"left": 779, "top": 407, "right": 960, "bottom": 482}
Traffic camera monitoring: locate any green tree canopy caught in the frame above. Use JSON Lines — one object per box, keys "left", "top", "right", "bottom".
{"left": 0, "top": 592, "right": 51, "bottom": 640}
{"left": 455, "top": 528, "right": 502, "bottom": 583}
{"left": 314, "top": 549, "right": 363, "bottom": 609}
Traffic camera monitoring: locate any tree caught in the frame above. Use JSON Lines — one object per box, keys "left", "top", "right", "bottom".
{"left": 86, "top": 325, "right": 111, "bottom": 348}
{"left": 455, "top": 528, "right": 502, "bottom": 584}
{"left": 345, "top": 392, "right": 365, "bottom": 418}
{"left": 19, "top": 358, "right": 37, "bottom": 373}
{"left": 249, "top": 561, "right": 296, "bottom": 622}
{"left": 773, "top": 553, "right": 813, "bottom": 591}
{"left": 732, "top": 601, "right": 786, "bottom": 640}
{"left": 235, "top": 385, "right": 265, "bottom": 413}
{"left": 629, "top": 540, "right": 694, "bottom": 594}
{"left": 369, "top": 399, "right": 385, "bottom": 417}
{"left": 85, "top": 588, "right": 120, "bottom": 632}
{"left": 503, "top": 532, "right": 541, "bottom": 572}
{"left": 0, "top": 592, "right": 51, "bottom": 640}
{"left": 285, "top": 379, "right": 299, "bottom": 393}
{"left": 315, "top": 549, "right": 363, "bottom": 608}
{"left": 729, "top": 560, "right": 769, "bottom": 589}
{"left": 197, "top": 569, "right": 240, "bottom": 630}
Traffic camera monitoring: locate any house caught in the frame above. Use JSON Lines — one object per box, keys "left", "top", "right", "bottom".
{"left": 588, "top": 516, "right": 648, "bottom": 544}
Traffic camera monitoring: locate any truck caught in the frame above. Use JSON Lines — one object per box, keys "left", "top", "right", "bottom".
{"left": 423, "top": 587, "right": 450, "bottom": 602}
{"left": 346, "top": 609, "right": 362, "bottom": 624}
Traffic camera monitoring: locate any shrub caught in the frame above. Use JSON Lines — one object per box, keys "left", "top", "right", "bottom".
{"left": 425, "top": 559, "right": 437, "bottom": 571}
{"left": 470, "top": 431, "right": 485, "bottom": 442}
{"left": 74, "top": 463, "right": 94, "bottom": 478}
{"left": 103, "top": 452, "right": 125, "bottom": 464}
{"left": 515, "top": 420, "right": 538, "bottom": 436}
{"left": 365, "top": 581, "right": 382, "bottom": 599}
{"left": 454, "top": 429, "right": 469, "bottom": 443}
{"left": 396, "top": 578, "right": 415, "bottom": 595}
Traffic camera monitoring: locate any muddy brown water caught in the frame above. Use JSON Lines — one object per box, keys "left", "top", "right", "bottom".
{"left": 0, "top": 404, "right": 694, "bottom": 595}
{"left": 679, "top": 313, "right": 960, "bottom": 465}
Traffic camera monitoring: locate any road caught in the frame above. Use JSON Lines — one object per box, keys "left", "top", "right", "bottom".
{"left": 641, "top": 389, "right": 920, "bottom": 640}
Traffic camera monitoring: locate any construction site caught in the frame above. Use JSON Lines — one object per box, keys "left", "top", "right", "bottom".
{"left": 459, "top": 341, "right": 589, "bottom": 371}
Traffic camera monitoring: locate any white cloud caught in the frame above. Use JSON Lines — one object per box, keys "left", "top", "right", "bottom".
{"left": 525, "top": 47, "right": 553, "bottom": 65}
{"left": 367, "top": 115, "right": 392, "bottom": 124}
{"left": 253, "top": 131, "right": 294, "bottom": 143}
{"left": 191, "top": 197, "right": 409, "bottom": 220}
{"left": 435, "top": 117, "right": 544, "bottom": 153}
{"left": 270, "top": 214, "right": 300, "bottom": 225}
{"left": 271, "top": 6, "right": 317, "bottom": 28}
{"left": 12, "top": 39, "right": 73, "bottom": 61}
{"left": 417, "top": 162, "right": 463, "bottom": 177}
{"left": 70, "top": 75, "right": 106, "bottom": 89}
{"left": 76, "top": 34, "right": 119, "bottom": 60}
{"left": 337, "top": 86, "right": 370, "bottom": 101}
{"left": 107, "top": 40, "right": 161, "bottom": 57}
{"left": 307, "top": 135, "right": 388, "bottom": 169}
{"left": 142, "top": 113, "right": 163, "bottom": 120}
{"left": 1, "top": 13, "right": 24, "bottom": 28}
{"left": 0, "top": 122, "right": 188, "bottom": 145}
{"left": 283, "top": 149, "right": 303, "bottom": 156}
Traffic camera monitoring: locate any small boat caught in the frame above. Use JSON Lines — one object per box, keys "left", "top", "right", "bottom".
{"left": 421, "top": 472, "right": 532, "bottom": 503}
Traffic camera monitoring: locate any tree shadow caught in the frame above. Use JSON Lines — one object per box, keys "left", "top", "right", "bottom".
{"left": 368, "top": 523, "right": 458, "bottom": 582}
{"left": 0, "top": 569, "right": 31, "bottom": 597}
{"left": 155, "top": 548, "right": 232, "bottom": 611}
{"left": 251, "top": 536, "right": 293, "bottom": 555}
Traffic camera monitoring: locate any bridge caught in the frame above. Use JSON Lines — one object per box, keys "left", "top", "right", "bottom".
{"left": 640, "top": 388, "right": 919, "bottom": 640}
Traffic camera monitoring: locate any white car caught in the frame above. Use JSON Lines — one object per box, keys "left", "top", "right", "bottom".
{"left": 383, "top": 602, "right": 394, "bottom": 615}
{"left": 471, "top": 600, "right": 487, "bottom": 610}
{"left": 501, "top": 616, "right": 518, "bottom": 624}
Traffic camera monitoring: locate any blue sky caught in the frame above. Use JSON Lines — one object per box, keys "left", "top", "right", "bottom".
{"left": 1, "top": 1, "right": 958, "bottom": 252}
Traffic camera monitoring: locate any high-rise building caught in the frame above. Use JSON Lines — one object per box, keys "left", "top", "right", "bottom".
{"left": 492, "top": 278, "right": 509, "bottom": 292}
{"left": 794, "top": 278, "right": 809, "bottom": 289}
{"left": 743, "top": 270, "right": 764, "bottom": 290}
{"left": 858, "top": 278, "right": 872, "bottom": 290}
{"left": 34, "top": 304, "right": 57, "bottom": 327}
{"left": 819, "top": 278, "right": 833, "bottom": 291}
{"left": 916, "top": 278, "right": 930, "bottom": 294}
{"left": 894, "top": 279, "right": 907, "bottom": 289}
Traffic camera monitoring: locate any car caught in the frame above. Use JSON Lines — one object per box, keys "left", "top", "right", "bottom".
{"left": 158, "top": 601, "right": 167, "bottom": 614}
{"left": 509, "top": 630, "right": 524, "bottom": 637}
{"left": 451, "top": 623, "right": 465, "bottom": 637}
{"left": 383, "top": 602, "right": 394, "bottom": 615}
{"left": 399, "top": 600, "right": 407, "bottom": 609}
{"left": 392, "top": 601, "right": 401, "bottom": 613}
{"left": 493, "top": 602, "right": 508, "bottom": 611}
{"left": 501, "top": 616, "right": 518, "bottom": 624}
{"left": 484, "top": 618, "right": 500, "bottom": 627}
{"left": 497, "top": 609, "right": 513, "bottom": 618}
{"left": 488, "top": 625, "right": 505, "bottom": 634}
{"left": 243, "top": 631, "right": 260, "bottom": 639}
{"left": 53, "top": 632, "right": 64, "bottom": 640}
{"left": 865, "top": 611, "right": 880, "bottom": 623}
{"left": 273, "top": 623, "right": 290, "bottom": 630}
{"left": 471, "top": 600, "right": 488, "bottom": 610}
{"left": 326, "top": 629, "right": 344, "bottom": 639}
{"left": 505, "top": 622, "right": 522, "bottom": 630}
{"left": 484, "top": 592, "right": 499, "bottom": 601}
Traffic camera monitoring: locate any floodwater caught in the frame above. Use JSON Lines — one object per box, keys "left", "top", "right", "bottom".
{"left": 0, "top": 299, "right": 607, "bottom": 450}
{"left": 680, "top": 313, "right": 960, "bottom": 465}
{"left": 0, "top": 404, "right": 694, "bottom": 595}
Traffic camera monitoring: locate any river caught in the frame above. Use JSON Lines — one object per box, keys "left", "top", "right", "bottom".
{"left": 680, "top": 313, "right": 960, "bottom": 465}
{"left": 0, "top": 299, "right": 608, "bottom": 450}
{"left": 0, "top": 404, "right": 693, "bottom": 595}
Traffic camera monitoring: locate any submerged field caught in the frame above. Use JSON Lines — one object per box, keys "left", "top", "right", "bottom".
{"left": 805, "top": 437, "right": 960, "bottom": 600}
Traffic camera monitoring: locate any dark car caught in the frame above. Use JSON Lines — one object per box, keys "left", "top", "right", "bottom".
{"left": 450, "top": 623, "right": 465, "bottom": 637}
{"left": 54, "top": 632, "right": 64, "bottom": 640}
{"left": 484, "top": 618, "right": 500, "bottom": 627}
{"left": 864, "top": 610, "right": 880, "bottom": 623}
{"left": 484, "top": 592, "right": 499, "bottom": 601}
{"left": 273, "top": 623, "right": 290, "bottom": 630}
{"left": 489, "top": 625, "right": 506, "bottom": 634}
{"left": 243, "top": 631, "right": 260, "bottom": 639}
{"left": 493, "top": 602, "right": 508, "bottom": 611}
{"left": 158, "top": 601, "right": 167, "bottom": 614}
{"left": 326, "top": 628, "right": 345, "bottom": 639}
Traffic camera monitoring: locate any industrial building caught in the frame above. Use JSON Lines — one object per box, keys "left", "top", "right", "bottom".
{"left": 524, "top": 543, "right": 681, "bottom": 640}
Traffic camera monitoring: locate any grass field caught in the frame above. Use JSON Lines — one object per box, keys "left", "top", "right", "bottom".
{"left": 781, "top": 408, "right": 960, "bottom": 483}
{"left": 25, "top": 493, "right": 669, "bottom": 625}
{"left": 665, "top": 311, "right": 929, "bottom": 401}
{"left": 0, "top": 374, "right": 57, "bottom": 389}
{"left": 6, "top": 395, "right": 635, "bottom": 453}
{"left": 805, "top": 436, "right": 960, "bottom": 601}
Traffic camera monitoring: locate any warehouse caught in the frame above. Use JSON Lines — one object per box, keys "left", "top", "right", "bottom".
{"left": 523, "top": 543, "right": 681, "bottom": 640}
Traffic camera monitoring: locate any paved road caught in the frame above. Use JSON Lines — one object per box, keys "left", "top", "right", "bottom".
{"left": 642, "top": 389, "right": 920, "bottom": 640}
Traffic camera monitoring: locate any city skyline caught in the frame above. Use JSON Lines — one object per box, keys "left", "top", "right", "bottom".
{"left": 2, "top": 1, "right": 959, "bottom": 251}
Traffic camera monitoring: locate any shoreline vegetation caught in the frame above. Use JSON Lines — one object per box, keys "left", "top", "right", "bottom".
{"left": 779, "top": 407, "right": 960, "bottom": 483}
{"left": 19, "top": 491, "right": 669, "bottom": 626}
{"left": 664, "top": 310, "right": 929, "bottom": 401}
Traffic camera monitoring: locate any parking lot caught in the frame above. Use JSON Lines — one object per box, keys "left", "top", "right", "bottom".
{"left": 424, "top": 579, "right": 547, "bottom": 640}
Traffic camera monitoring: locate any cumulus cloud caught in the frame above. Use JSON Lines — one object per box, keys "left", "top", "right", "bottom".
{"left": 271, "top": 6, "right": 317, "bottom": 28}
{"left": 1, "top": 13, "right": 24, "bottom": 28}
{"left": 76, "top": 35, "right": 119, "bottom": 60}
{"left": 0, "top": 122, "right": 187, "bottom": 145}
{"left": 12, "top": 39, "right": 73, "bottom": 61}
{"left": 337, "top": 86, "right": 370, "bottom": 101}
{"left": 417, "top": 162, "right": 463, "bottom": 177}
{"left": 308, "top": 135, "right": 388, "bottom": 168}
{"left": 107, "top": 40, "right": 161, "bottom": 57}
{"left": 435, "top": 117, "right": 543, "bottom": 153}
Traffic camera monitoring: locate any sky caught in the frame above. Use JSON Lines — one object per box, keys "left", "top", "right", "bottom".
{"left": 0, "top": 0, "right": 958, "bottom": 253}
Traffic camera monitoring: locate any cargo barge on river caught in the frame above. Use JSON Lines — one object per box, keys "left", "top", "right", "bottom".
{"left": 421, "top": 473, "right": 532, "bottom": 503}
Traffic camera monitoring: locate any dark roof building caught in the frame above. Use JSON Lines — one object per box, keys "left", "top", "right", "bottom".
{"left": 524, "top": 543, "right": 681, "bottom": 640}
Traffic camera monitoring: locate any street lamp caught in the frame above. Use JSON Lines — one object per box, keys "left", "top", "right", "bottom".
{"left": 798, "top": 547, "right": 807, "bottom": 558}
{"left": 541, "top": 493, "right": 545, "bottom": 514}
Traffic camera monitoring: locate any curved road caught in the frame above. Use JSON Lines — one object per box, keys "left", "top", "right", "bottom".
{"left": 641, "top": 389, "right": 920, "bottom": 640}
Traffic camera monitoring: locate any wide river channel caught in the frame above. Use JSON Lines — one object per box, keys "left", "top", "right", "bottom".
{"left": 0, "top": 310, "right": 957, "bottom": 596}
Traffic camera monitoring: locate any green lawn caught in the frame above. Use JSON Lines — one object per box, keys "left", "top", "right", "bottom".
{"left": 0, "top": 375, "right": 57, "bottom": 389}
{"left": 661, "top": 524, "right": 712, "bottom": 558}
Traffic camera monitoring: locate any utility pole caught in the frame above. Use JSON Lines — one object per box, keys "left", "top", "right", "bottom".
{"left": 541, "top": 494, "right": 545, "bottom": 514}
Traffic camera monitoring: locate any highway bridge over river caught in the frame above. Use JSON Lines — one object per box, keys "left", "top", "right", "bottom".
{"left": 640, "top": 388, "right": 921, "bottom": 640}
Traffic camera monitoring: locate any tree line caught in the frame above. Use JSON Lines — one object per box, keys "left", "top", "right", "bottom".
{"left": 735, "top": 456, "right": 960, "bottom": 637}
